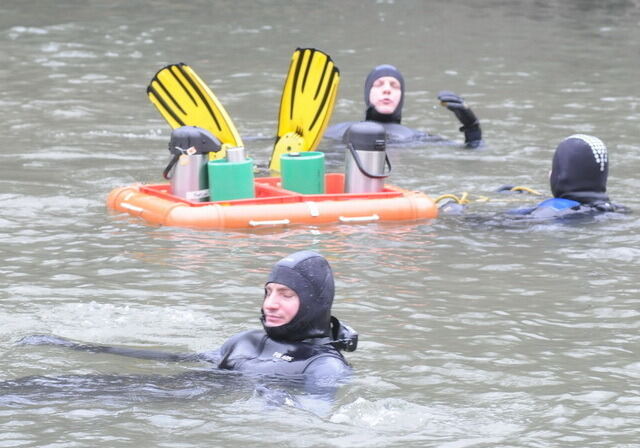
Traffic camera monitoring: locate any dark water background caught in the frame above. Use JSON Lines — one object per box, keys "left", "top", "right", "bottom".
{"left": 1, "top": 1, "right": 639, "bottom": 446}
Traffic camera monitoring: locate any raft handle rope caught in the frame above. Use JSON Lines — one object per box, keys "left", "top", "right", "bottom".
{"left": 338, "top": 214, "right": 380, "bottom": 223}
{"left": 248, "top": 219, "right": 291, "bottom": 227}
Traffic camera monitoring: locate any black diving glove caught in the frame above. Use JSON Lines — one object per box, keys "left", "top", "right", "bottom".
{"left": 438, "top": 91, "right": 482, "bottom": 148}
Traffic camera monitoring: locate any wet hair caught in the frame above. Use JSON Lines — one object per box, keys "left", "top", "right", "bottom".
{"left": 550, "top": 134, "right": 610, "bottom": 204}
{"left": 364, "top": 64, "right": 405, "bottom": 124}
{"left": 261, "top": 251, "right": 334, "bottom": 342}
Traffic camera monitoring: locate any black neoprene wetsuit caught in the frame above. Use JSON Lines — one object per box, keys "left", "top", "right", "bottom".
{"left": 325, "top": 121, "right": 447, "bottom": 145}
{"left": 198, "top": 329, "right": 351, "bottom": 396}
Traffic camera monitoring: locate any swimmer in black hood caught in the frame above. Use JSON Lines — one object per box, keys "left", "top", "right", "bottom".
{"left": 18, "top": 251, "right": 357, "bottom": 407}
{"left": 324, "top": 64, "right": 482, "bottom": 147}
{"left": 212, "top": 250, "right": 356, "bottom": 383}
{"left": 507, "top": 134, "right": 628, "bottom": 219}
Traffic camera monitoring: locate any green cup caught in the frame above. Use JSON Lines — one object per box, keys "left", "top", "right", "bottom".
{"left": 208, "top": 158, "right": 255, "bottom": 201}
{"left": 281, "top": 152, "right": 325, "bottom": 194}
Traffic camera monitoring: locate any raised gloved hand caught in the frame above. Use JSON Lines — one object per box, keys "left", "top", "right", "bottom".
{"left": 438, "top": 91, "right": 482, "bottom": 148}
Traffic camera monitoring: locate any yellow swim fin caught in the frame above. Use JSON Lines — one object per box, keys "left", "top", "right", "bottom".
{"left": 147, "top": 63, "right": 243, "bottom": 160}
{"left": 269, "top": 48, "right": 340, "bottom": 172}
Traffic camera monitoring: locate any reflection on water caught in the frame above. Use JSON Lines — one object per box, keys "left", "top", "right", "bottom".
{"left": 2, "top": 0, "right": 640, "bottom": 446}
{"left": 0, "top": 371, "right": 235, "bottom": 407}
{"left": 0, "top": 366, "right": 334, "bottom": 415}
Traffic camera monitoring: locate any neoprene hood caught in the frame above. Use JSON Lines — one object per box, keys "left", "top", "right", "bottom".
{"left": 364, "top": 64, "right": 405, "bottom": 124}
{"left": 550, "top": 134, "right": 609, "bottom": 203}
{"left": 261, "top": 251, "right": 335, "bottom": 342}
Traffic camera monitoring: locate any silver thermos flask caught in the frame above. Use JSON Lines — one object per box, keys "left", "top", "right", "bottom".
{"left": 163, "top": 126, "right": 221, "bottom": 202}
{"left": 344, "top": 121, "right": 391, "bottom": 193}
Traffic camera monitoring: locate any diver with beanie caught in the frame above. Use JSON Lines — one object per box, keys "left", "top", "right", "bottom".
{"left": 17, "top": 251, "right": 357, "bottom": 405}
{"left": 507, "top": 134, "right": 629, "bottom": 219}
{"left": 324, "top": 64, "right": 483, "bottom": 148}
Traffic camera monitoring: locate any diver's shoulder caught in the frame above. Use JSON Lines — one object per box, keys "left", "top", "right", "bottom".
{"left": 324, "top": 121, "right": 357, "bottom": 141}
{"left": 519, "top": 197, "right": 630, "bottom": 219}
{"left": 303, "top": 349, "right": 350, "bottom": 375}
{"left": 381, "top": 123, "right": 453, "bottom": 145}
{"left": 220, "top": 329, "right": 265, "bottom": 352}
{"left": 326, "top": 120, "right": 450, "bottom": 146}
{"left": 593, "top": 201, "right": 631, "bottom": 214}
{"left": 379, "top": 122, "right": 424, "bottom": 144}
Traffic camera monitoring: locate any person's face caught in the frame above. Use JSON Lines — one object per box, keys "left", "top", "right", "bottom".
{"left": 368, "top": 76, "right": 402, "bottom": 115}
{"left": 262, "top": 282, "right": 300, "bottom": 327}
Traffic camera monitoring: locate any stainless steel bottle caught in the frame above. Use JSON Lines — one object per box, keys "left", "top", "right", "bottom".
{"left": 163, "top": 126, "right": 221, "bottom": 202}
{"left": 344, "top": 121, "right": 391, "bottom": 193}
{"left": 168, "top": 152, "right": 210, "bottom": 202}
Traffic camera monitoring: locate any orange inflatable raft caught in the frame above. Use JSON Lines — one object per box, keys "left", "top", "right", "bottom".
{"left": 106, "top": 173, "right": 438, "bottom": 230}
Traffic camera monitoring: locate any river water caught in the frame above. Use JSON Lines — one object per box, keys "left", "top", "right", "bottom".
{"left": 1, "top": 1, "right": 639, "bottom": 447}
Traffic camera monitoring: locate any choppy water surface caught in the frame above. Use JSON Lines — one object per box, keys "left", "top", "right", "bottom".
{"left": 1, "top": 1, "right": 639, "bottom": 446}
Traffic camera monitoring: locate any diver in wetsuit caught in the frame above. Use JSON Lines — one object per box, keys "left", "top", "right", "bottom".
{"left": 200, "top": 250, "right": 355, "bottom": 392}
{"left": 19, "top": 251, "right": 357, "bottom": 399}
{"left": 507, "top": 134, "right": 628, "bottom": 219}
{"left": 324, "top": 64, "right": 482, "bottom": 148}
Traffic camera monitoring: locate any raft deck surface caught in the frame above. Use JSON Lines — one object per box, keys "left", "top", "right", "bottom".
{"left": 107, "top": 173, "right": 438, "bottom": 230}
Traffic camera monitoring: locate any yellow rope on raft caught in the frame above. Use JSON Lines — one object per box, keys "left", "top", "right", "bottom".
{"left": 434, "top": 192, "right": 470, "bottom": 205}
{"left": 435, "top": 186, "right": 542, "bottom": 208}
{"left": 509, "top": 186, "right": 542, "bottom": 195}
